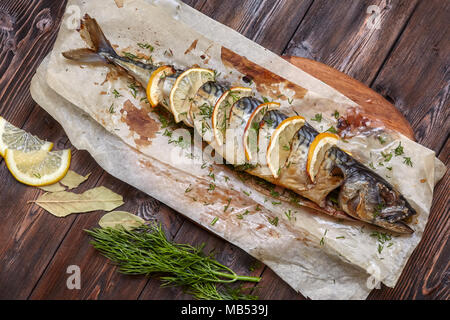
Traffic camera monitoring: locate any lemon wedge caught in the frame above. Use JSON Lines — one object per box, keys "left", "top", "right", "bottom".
{"left": 267, "top": 116, "right": 305, "bottom": 178}
{"left": 146, "top": 65, "right": 176, "bottom": 108}
{"left": 169, "top": 68, "right": 215, "bottom": 125}
{"left": 243, "top": 102, "right": 280, "bottom": 162}
{"left": 5, "top": 149, "right": 71, "bottom": 187}
{"left": 306, "top": 132, "right": 339, "bottom": 182}
{"left": 0, "top": 116, "right": 53, "bottom": 157}
{"left": 211, "top": 87, "right": 252, "bottom": 146}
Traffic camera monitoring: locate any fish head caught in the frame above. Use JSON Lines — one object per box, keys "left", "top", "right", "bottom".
{"left": 338, "top": 166, "right": 416, "bottom": 234}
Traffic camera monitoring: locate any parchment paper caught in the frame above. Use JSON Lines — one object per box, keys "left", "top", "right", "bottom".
{"left": 32, "top": 57, "right": 371, "bottom": 300}
{"left": 29, "top": 0, "right": 446, "bottom": 299}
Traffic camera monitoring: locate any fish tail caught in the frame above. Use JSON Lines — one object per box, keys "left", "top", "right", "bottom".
{"left": 62, "top": 14, "right": 117, "bottom": 64}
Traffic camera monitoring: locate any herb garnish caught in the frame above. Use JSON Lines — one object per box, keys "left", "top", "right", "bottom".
{"left": 370, "top": 231, "right": 393, "bottom": 254}
{"left": 326, "top": 126, "right": 338, "bottom": 134}
{"left": 224, "top": 198, "right": 232, "bottom": 212}
{"left": 284, "top": 210, "right": 292, "bottom": 221}
{"left": 87, "top": 224, "right": 260, "bottom": 300}
{"left": 210, "top": 217, "right": 219, "bottom": 226}
{"left": 268, "top": 216, "right": 278, "bottom": 226}
{"left": 378, "top": 136, "right": 386, "bottom": 144}
{"left": 403, "top": 157, "right": 413, "bottom": 167}
{"left": 137, "top": 42, "right": 154, "bottom": 51}
{"left": 333, "top": 110, "right": 340, "bottom": 119}
{"left": 270, "top": 189, "right": 280, "bottom": 198}
{"left": 123, "top": 52, "right": 138, "bottom": 60}
{"left": 128, "top": 82, "right": 138, "bottom": 99}
{"left": 381, "top": 151, "right": 393, "bottom": 162}
{"left": 394, "top": 142, "right": 404, "bottom": 156}
{"left": 162, "top": 129, "right": 172, "bottom": 138}
{"left": 168, "top": 136, "right": 190, "bottom": 150}
{"left": 237, "top": 210, "right": 250, "bottom": 220}
{"left": 320, "top": 229, "right": 328, "bottom": 246}
{"left": 311, "top": 113, "right": 322, "bottom": 122}
{"left": 112, "top": 89, "right": 121, "bottom": 98}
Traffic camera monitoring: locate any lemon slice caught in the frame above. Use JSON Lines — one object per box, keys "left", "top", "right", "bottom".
{"left": 306, "top": 132, "right": 339, "bottom": 182}
{"left": 243, "top": 102, "right": 280, "bottom": 162}
{"left": 256, "top": 110, "right": 288, "bottom": 168}
{"left": 169, "top": 68, "right": 215, "bottom": 125}
{"left": 0, "top": 117, "right": 53, "bottom": 157}
{"left": 5, "top": 149, "right": 71, "bottom": 187}
{"left": 146, "top": 65, "right": 176, "bottom": 108}
{"left": 211, "top": 87, "right": 252, "bottom": 146}
{"left": 190, "top": 81, "right": 228, "bottom": 142}
{"left": 267, "top": 116, "right": 305, "bottom": 178}
{"left": 226, "top": 97, "right": 262, "bottom": 165}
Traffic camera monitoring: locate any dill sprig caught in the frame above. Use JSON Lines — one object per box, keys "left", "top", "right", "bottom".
{"left": 86, "top": 224, "right": 260, "bottom": 300}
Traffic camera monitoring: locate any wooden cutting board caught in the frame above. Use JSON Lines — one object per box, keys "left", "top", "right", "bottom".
{"left": 283, "top": 56, "right": 415, "bottom": 140}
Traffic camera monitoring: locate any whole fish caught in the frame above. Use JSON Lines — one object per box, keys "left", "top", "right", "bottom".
{"left": 63, "top": 14, "right": 416, "bottom": 233}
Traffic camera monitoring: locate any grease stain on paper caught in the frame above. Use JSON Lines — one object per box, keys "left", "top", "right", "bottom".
{"left": 120, "top": 100, "right": 159, "bottom": 147}
{"left": 221, "top": 46, "right": 308, "bottom": 101}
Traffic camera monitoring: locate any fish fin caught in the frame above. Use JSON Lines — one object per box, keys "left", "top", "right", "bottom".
{"left": 82, "top": 14, "right": 116, "bottom": 56}
{"left": 62, "top": 14, "right": 117, "bottom": 63}
{"left": 62, "top": 48, "right": 107, "bottom": 64}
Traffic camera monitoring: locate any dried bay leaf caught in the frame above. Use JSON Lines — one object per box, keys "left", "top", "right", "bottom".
{"left": 32, "top": 186, "right": 124, "bottom": 217}
{"left": 99, "top": 211, "right": 145, "bottom": 230}
{"left": 39, "top": 183, "right": 66, "bottom": 192}
{"left": 60, "top": 170, "right": 91, "bottom": 190}
{"left": 38, "top": 171, "right": 90, "bottom": 192}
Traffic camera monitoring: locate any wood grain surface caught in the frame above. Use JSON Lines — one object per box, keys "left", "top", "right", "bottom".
{"left": 0, "top": 0, "right": 448, "bottom": 300}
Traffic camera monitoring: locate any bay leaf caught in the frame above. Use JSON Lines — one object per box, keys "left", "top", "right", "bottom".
{"left": 39, "top": 183, "right": 66, "bottom": 192}
{"left": 32, "top": 186, "right": 124, "bottom": 217}
{"left": 99, "top": 211, "right": 145, "bottom": 230}
{"left": 60, "top": 170, "right": 91, "bottom": 190}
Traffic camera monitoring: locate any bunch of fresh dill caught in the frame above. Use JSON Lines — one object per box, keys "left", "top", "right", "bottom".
{"left": 85, "top": 223, "right": 260, "bottom": 300}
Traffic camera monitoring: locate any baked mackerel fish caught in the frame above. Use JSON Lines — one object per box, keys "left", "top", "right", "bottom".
{"left": 63, "top": 14, "right": 416, "bottom": 234}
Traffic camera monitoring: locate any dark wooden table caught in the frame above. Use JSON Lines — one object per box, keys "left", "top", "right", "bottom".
{"left": 0, "top": 0, "right": 448, "bottom": 300}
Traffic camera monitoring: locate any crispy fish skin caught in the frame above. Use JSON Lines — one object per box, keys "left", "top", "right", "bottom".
{"left": 191, "top": 81, "right": 228, "bottom": 142}
{"left": 62, "top": 15, "right": 416, "bottom": 234}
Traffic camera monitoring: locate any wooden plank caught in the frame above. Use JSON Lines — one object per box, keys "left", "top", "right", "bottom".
{"left": 199, "top": 0, "right": 314, "bottom": 54}
{"left": 370, "top": 0, "right": 450, "bottom": 153}
{"left": 284, "top": 56, "right": 414, "bottom": 139}
{"left": 29, "top": 173, "right": 184, "bottom": 299}
{"left": 285, "top": 0, "right": 418, "bottom": 84}
{"left": 182, "top": 0, "right": 207, "bottom": 10}
{"left": 0, "top": 0, "right": 67, "bottom": 123}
